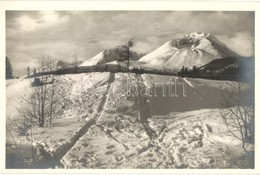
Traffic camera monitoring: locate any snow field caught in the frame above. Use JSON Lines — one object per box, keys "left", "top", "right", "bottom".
{"left": 6, "top": 72, "right": 254, "bottom": 168}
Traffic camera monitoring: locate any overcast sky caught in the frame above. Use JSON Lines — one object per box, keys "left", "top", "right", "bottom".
{"left": 6, "top": 11, "right": 254, "bottom": 76}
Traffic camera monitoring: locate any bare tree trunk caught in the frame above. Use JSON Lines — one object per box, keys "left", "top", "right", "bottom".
{"left": 127, "top": 47, "right": 130, "bottom": 73}
{"left": 49, "top": 83, "right": 55, "bottom": 126}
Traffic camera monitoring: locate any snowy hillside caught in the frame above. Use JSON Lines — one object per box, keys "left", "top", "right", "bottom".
{"left": 138, "top": 32, "right": 240, "bottom": 69}
{"left": 56, "top": 60, "right": 83, "bottom": 70}
{"left": 80, "top": 51, "right": 105, "bottom": 67}
{"left": 6, "top": 73, "right": 254, "bottom": 169}
{"left": 80, "top": 45, "right": 143, "bottom": 67}
{"left": 80, "top": 46, "right": 128, "bottom": 67}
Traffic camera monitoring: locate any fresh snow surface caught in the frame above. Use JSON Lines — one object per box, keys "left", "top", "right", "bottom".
{"left": 6, "top": 73, "right": 254, "bottom": 169}
{"left": 6, "top": 79, "right": 31, "bottom": 119}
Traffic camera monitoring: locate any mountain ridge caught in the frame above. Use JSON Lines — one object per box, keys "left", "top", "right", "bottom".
{"left": 80, "top": 45, "right": 143, "bottom": 67}
{"left": 138, "top": 32, "right": 240, "bottom": 69}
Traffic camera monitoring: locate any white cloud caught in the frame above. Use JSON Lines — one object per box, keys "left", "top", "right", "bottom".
{"left": 16, "top": 11, "right": 68, "bottom": 32}
{"left": 217, "top": 32, "right": 254, "bottom": 57}
{"left": 6, "top": 11, "right": 254, "bottom": 76}
{"left": 16, "top": 15, "right": 38, "bottom": 31}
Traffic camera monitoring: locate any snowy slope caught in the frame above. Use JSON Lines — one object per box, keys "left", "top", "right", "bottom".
{"left": 80, "top": 45, "right": 144, "bottom": 67}
{"left": 80, "top": 46, "right": 128, "bottom": 67}
{"left": 6, "top": 79, "right": 31, "bottom": 119}
{"left": 80, "top": 51, "right": 105, "bottom": 67}
{"left": 138, "top": 32, "right": 240, "bottom": 69}
{"left": 6, "top": 73, "right": 254, "bottom": 168}
{"left": 61, "top": 73, "right": 253, "bottom": 168}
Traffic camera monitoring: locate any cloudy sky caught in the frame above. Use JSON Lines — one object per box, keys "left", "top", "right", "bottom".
{"left": 6, "top": 11, "right": 254, "bottom": 76}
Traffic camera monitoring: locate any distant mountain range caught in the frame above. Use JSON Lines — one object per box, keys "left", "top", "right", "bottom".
{"left": 33, "top": 32, "right": 253, "bottom": 82}
{"left": 79, "top": 32, "right": 249, "bottom": 71}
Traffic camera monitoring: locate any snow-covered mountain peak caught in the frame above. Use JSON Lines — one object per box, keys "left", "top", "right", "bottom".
{"left": 187, "top": 32, "right": 206, "bottom": 40}
{"left": 182, "top": 32, "right": 214, "bottom": 44}
{"left": 80, "top": 45, "right": 143, "bottom": 67}
{"left": 138, "top": 32, "right": 240, "bottom": 69}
